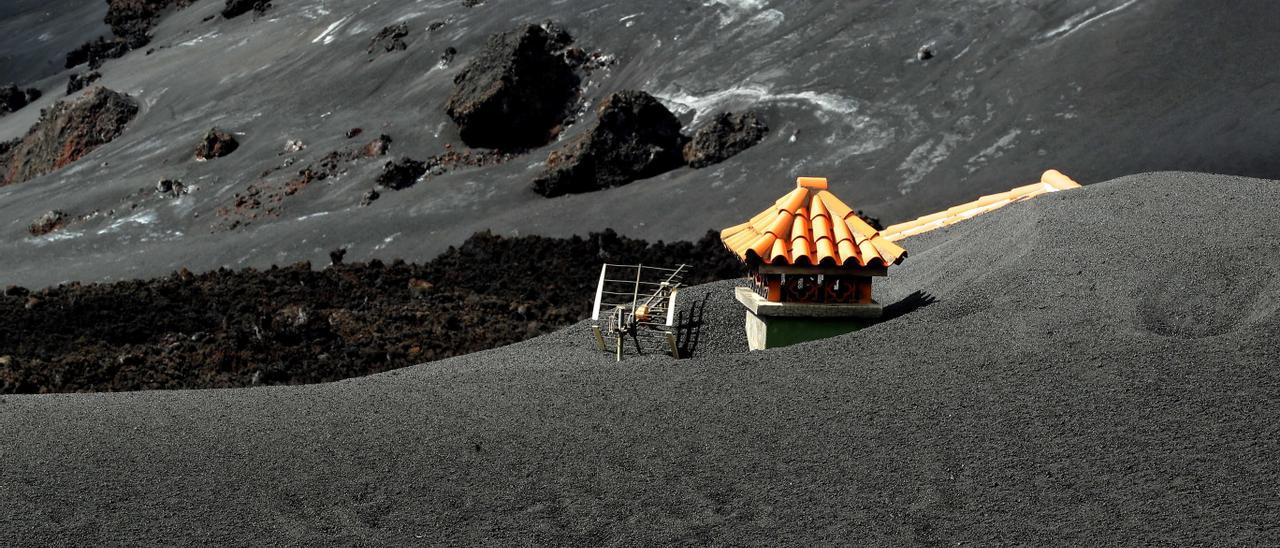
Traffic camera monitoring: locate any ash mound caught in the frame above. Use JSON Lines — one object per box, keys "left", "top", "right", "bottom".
{"left": 2, "top": 173, "right": 1278, "bottom": 544}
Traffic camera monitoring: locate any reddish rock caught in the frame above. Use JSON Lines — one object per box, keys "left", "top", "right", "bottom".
{"left": 0, "top": 87, "right": 138, "bottom": 186}
{"left": 194, "top": 128, "right": 239, "bottom": 161}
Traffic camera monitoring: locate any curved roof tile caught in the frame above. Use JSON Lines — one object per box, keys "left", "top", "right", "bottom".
{"left": 721, "top": 177, "right": 907, "bottom": 268}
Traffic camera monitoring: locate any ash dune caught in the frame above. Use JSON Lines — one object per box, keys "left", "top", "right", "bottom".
{"left": 3, "top": 0, "right": 1280, "bottom": 288}
{"left": 2, "top": 173, "right": 1278, "bottom": 544}
{"left": 3, "top": 2, "right": 1280, "bottom": 543}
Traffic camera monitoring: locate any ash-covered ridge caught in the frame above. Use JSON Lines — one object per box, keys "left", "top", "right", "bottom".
{"left": 2, "top": 173, "right": 1278, "bottom": 544}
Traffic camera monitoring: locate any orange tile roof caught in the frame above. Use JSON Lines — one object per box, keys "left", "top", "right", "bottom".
{"left": 721, "top": 177, "right": 907, "bottom": 268}
{"left": 879, "top": 169, "right": 1081, "bottom": 241}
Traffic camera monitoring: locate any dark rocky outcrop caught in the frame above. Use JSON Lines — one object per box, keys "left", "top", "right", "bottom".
{"left": 444, "top": 24, "right": 579, "bottom": 151}
{"left": 368, "top": 23, "right": 409, "bottom": 54}
{"left": 66, "top": 0, "right": 197, "bottom": 69}
{"left": 376, "top": 158, "right": 428, "bottom": 190}
{"left": 65, "top": 37, "right": 132, "bottom": 70}
{"left": 532, "top": 90, "right": 685, "bottom": 197}
{"left": 1, "top": 85, "right": 41, "bottom": 115}
{"left": 439, "top": 47, "right": 457, "bottom": 67}
{"left": 221, "top": 0, "right": 270, "bottom": 19}
{"left": 682, "top": 111, "right": 769, "bottom": 168}
{"left": 0, "top": 87, "right": 139, "bottom": 186}
{"left": 27, "top": 210, "right": 69, "bottom": 236}
{"left": 66, "top": 72, "right": 102, "bottom": 95}
{"left": 194, "top": 128, "right": 238, "bottom": 161}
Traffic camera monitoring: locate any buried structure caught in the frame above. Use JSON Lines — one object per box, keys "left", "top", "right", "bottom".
{"left": 721, "top": 171, "right": 1082, "bottom": 349}
{"left": 721, "top": 176, "right": 907, "bottom": 349}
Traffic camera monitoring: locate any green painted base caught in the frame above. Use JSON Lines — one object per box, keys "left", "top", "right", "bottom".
{"left": 744, "top": 311, "right": 876, "bottom": 350}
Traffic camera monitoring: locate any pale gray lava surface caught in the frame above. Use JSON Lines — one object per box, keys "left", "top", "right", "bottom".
{"left": 3, "top": 173, "right": 1279, "bottom": 545}
{"left": 4, "top": 0, "right": 1280, "bottom": 288}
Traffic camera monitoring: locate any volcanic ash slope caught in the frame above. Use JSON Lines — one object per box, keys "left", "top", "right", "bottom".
{"left": 2, "top": 172, "right": 1279, "bottom": 545}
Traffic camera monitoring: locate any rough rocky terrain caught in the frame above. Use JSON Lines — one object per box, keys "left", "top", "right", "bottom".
{"left": 0, "top": 230, "right": 740, "bottom": 394}
{"left": 2, "top": 173, "right": 1278, "bottom": 544}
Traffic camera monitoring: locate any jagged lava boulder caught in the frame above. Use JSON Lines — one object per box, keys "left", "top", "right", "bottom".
{"left": 0, "top": 87, "right": 138, "bottom": 186}
{"left": 683, "top": 111, "right": 769, "bottom": 168}
{"left": 194, "top": 128, "right": 238, "bottom": 161}
{"left": 376, "top": 157, "right": 427, "bottom": 190}
{"left": 532, "top": 90, "right": 685, "bottom": 197}
{"left": 66, "top": 72, "right": 102, "bottom": 95}
{"left": 368, "top": 23, "right": 409, "bottom": 54}
{"left": 222, "top": 0, "right": 270, "bottom": 19}
{"left": 444, "top": 24, "right": 579, "bottom": 150}
{"left": 1, "top": 85, "right": 40, "bottom": 115}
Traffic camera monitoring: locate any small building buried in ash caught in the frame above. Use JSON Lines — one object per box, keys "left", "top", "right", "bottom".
{"left": 720, "top": 170, "right": 1082, "bottom": 350}
{"left": 720, "top": 176, "right": 907, "bottom": 350}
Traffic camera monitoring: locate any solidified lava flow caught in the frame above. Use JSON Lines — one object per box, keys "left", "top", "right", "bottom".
{"left": 0, "top": 230, "right": 742, "bottom": 394}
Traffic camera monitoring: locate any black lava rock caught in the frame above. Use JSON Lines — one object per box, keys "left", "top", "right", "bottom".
{"left": 65, "top": 37, "right": 132, "bottom": 69}
{"left": 66, "top": 72, "right": 102, "bottom": 95}
{"left": 368, "top": 23, "right": 409, "bottom": 54}
{"left": 1, "top": 85, "right": 40, "bottom": 115}
{"left": 376, "top": 158, "right": 428, "bottom": 190}
{"left": 682, "top": 111, "right": 769, "bottom": 168}
{"left": 532, "top": 90, "right": 686, "bottom": 197}
{"left": 444, "top": 24, "right": 579, "bottom": 151}
{"left": 194, "top": 128, "right": 239, "bottom": 161}
{"left": 66, "top": 0, "right": 197, "bottom": 69}
{"left": 222, "top": 0, "right": 270, "bottom": 19}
